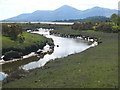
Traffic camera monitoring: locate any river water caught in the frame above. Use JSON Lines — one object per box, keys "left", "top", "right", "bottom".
{"left": 22, "top": 28, "right": 92, "bottom": 70}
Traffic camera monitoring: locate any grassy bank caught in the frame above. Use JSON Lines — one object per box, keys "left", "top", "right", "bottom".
{"left": 3, "top": 26, "right": 118, "bottom": 88}
{"left": 2, "top": 32, "right": 54, "bottom": 60}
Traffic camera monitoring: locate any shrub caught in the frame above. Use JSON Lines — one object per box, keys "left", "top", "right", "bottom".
{"left": 72, "top": 22, "right": 95, "bottom": 30}
{"left": 18, "top": 35, "right": 25, "bottom": 43}
{"left": 95, "top": 24, "right": 113, "bottom": 32}
{"left": 4, "top": 50, "right": 21, "bottom": 61}
{"left": 112, "top": 26, "right": 120, "bottom": 33}
{"left": 2, "top": 24, "right": 23, "bottom": 39}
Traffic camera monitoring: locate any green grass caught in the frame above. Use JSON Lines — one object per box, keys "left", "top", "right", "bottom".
{"left": 105, "top": 22, "right": 116, "bottom": 25}
{"left": 3, "top": 26, "right": 118, "bottom": 88}
{"left": 2, "top": 32, "right": 53, "bottom": 55}
{"left": 3, "top": 32, "right": 46, "bottom": 50}
{"left": 51, "top": 26, "right": 82, "bottom": 35}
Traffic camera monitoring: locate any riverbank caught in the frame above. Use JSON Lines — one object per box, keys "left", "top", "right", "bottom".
{"left": 3, "top": 25, "right": 118, "bottom": 88}
{"left": 2, "top": 32, "right": 54, "bottom": 60}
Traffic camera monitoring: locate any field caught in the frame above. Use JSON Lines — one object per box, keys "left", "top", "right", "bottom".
{"left": 3, "top": 25, "right": 118, "bottom": 88}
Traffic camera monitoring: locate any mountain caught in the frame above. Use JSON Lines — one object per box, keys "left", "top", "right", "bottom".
{"left": 3, "top": 5, "right": 117, "bottom": 22}
{"left": 54, "top": 5, "right": 79, "bottom": 12}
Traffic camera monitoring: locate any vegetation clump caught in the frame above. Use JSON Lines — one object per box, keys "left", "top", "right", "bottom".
{"left": 2, "top": 24, "right": 23, "bottom": 39}
{"left": 72, "top": 14, "right": 120, "bottom": 33}
{"left": 3, "top": 50, "right": 21, "bottom": 60}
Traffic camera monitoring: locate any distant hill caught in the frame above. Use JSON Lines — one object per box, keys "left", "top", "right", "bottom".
{"left": 2, "top": 5, "right": 117, "bottom": 22}
{"left": 53, "top": 16, "right": 110, "bottom": 22}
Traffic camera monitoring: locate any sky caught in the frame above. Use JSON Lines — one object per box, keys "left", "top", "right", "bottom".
{"left": 0, "top": 0, "right": 119, "bottom": 20}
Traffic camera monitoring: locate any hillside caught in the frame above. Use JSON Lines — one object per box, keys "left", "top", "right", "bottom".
{"left": 53, "top": 16, "right": 110, "bottom": 22}
{"left": 3, "top": 5, "right": 117, "bottom": 22}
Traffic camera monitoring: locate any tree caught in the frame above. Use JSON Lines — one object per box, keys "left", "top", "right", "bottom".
{"left": 2, "top": 24, "right": 23, "bottom": 39}
{"left": 110, "top": 14, "right": 118, "bottom": 25}
{"left": 118, "top": 16, "right": 120, "bottom": 25}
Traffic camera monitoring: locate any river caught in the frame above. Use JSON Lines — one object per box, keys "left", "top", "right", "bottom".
{"left": 1, "top": 28, "right": 97, "bottom": 80}
{"left": 22, "top": 28, "right": 91, "bottom": 70}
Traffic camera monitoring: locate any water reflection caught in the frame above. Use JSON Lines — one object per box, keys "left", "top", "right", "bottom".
{"left": 0, "top": 72, "right": 8, "bottom": 80}
{"left": 22, "top": 29, "right": 91, "bottom": 70}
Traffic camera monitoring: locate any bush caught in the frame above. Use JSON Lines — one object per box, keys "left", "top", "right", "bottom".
{"left": 95, "top": 24, "right": 113, "bottom": 32}
{"left": 2, "top": 24, "right": 23, "bottom": 39}
{"left": 112, "top": 26, "right": 120, "bottom": 33}
{"left": 72, "top": 22, "right": 95, "bottom": 30}
{"left": 95, "top": 23, "right": 120, "bottom": 33}
{"left": 4, "top": 50, "right": 21, "bottom": 61}
{"left": 18, "top": 35, "right": 25, "bottom": 43}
